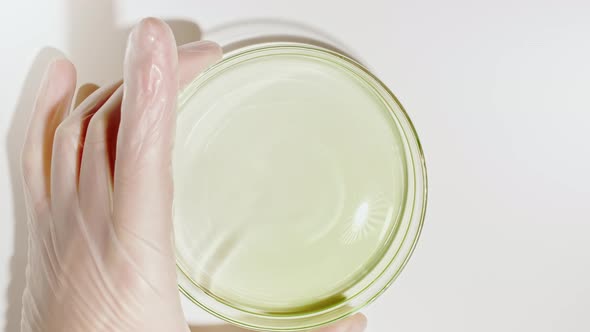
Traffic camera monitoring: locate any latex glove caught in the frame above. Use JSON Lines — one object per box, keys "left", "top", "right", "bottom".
{"left": 20, "top": 17, "right": 367, "bottom": 332}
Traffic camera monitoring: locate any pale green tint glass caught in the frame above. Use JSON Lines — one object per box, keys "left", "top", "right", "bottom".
{"left": 173, "top": 43, "right": 427, "bottom": 331}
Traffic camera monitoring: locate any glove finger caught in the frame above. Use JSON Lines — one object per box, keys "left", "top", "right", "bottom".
{"left": 77, "top": 85, "right": 122, "bottom": 240}
{"left": 50, "top": 82, "right": 120, "bottom": 225}
{"left": 21, "top": 59, "right": 76, "bottom": 219}
{"left": 113, "top": 17, "right": 178, "bottom": 255}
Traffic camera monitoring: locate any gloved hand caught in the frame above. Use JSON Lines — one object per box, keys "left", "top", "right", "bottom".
{"left": 20, "top": 17, "right": 367, "bottom": 332}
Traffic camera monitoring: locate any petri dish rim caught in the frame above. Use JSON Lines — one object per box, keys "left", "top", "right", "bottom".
{"left": 176, "top": 42, "right": 428, "bottom": 331}
{"left": 177, "top": 43, "right": 411, "bottom": 316}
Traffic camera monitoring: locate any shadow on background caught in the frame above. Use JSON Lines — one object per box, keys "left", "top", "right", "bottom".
{"left": 67, "top": 0, "right": 202, "bottom": 85}
{"left": 4, "top": 2, "right": 350, "bottom": 331}
{"left": 205, "top": 17, "right": 362, "bottom": 64}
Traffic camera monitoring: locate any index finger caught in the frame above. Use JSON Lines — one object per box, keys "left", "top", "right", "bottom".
{"left": 113, "top": 18, "right": 179, "bottom": 252}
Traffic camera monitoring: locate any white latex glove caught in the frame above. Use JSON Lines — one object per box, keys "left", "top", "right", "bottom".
{"left": 20, "top": 17, "right": 367, "bottom": 332}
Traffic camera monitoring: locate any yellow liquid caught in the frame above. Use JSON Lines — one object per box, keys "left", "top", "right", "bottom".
{"left": 174, "top": 52, "right": 407, "bottom": 313}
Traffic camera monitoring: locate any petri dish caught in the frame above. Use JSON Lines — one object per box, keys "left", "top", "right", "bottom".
{"left": 173, "top": 43, "right": 427, "bottom": 331}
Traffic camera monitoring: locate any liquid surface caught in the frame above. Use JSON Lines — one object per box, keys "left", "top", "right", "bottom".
{"left": 174, "top": 52, "right": 407, "bottom": 313}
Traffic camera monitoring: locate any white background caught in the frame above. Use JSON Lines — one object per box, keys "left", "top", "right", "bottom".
{"left": 2, "top": 0, "right": 590, "bottom": 331}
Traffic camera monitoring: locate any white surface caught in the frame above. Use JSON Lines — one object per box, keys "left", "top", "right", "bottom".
{"left": 2, "top": 0, "right": 590, "bottom": 331}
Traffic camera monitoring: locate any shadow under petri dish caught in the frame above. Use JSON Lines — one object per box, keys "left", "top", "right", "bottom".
{"left": 173, "top": 44, "right": 408, "bottom": 316}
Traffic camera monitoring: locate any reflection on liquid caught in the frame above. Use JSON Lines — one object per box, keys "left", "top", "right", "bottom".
{"left": 352, "top": 202, "right": 370, "bottom": 232}
{"left": 342, "top": 196, "right": 394, "bottom": 245}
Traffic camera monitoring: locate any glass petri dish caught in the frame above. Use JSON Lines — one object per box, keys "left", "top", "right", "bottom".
{"left": 173, "top": 42, "right": 427, "bottom": 331}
